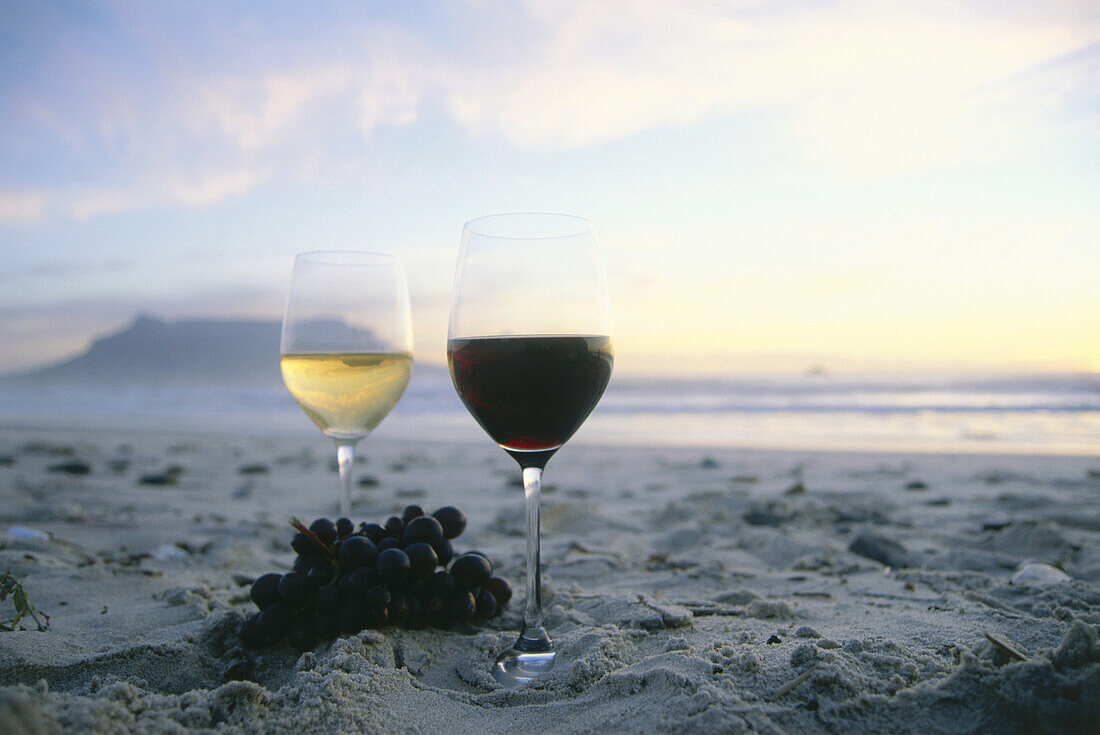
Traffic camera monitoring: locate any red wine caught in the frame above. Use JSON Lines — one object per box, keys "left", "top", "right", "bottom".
{"left": 448, "top": 335, "right": 613, "bottom": 467}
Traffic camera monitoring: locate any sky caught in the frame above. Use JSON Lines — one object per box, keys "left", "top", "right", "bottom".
{"left": 1, "top": 0, "right": 1098, "bottom": 376}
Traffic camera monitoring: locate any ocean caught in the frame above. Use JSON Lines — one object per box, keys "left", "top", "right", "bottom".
{"left": 1, "top": 370, "right": 1097, "bottom": 456}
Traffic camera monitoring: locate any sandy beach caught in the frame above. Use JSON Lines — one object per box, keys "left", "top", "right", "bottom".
{"left": 0, "top": 423, "right": 1097, "bottom": 734}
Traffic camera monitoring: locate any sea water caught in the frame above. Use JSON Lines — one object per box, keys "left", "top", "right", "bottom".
{"left": 0, "top": 371, "right": 1097, "bottom": 455}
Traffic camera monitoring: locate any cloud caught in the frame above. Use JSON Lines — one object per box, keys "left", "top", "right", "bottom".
{"left": 167, "top": 166, "right": 271, "bottom": 208}
{"left": 65, "top": 166, "right": 271, "bottom": 219}
{"left": 3, "top": 0, "right": 1098, "bottom": 222}
{"left": 0, "top": 191, "right": 46, "bottom": 222}
{"left": 0, "top": 258, "right": 136, "bottom": 285}
{"left": 192, "top": 66, "right": 353, "bottom": 151}
{"left": 437, "top": 0, "right": 1099, "bottom": 175}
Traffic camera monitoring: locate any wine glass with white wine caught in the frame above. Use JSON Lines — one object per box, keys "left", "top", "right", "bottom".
{"left": 280, "top": 251, "right": 413, "bottom": 517}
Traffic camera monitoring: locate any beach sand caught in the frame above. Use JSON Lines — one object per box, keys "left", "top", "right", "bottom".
{"left": 0, "top": 424, "right": 1097, "bottom": 734}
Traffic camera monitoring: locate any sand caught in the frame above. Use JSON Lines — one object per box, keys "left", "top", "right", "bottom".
{"left": 0, "top": 424, "right": 1098, "bottom": 734}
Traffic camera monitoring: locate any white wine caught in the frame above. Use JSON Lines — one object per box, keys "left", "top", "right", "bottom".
{"left": 280, "top": 352, "right": 412, "bottom": 440}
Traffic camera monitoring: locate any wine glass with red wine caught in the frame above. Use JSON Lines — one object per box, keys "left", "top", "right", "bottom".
{"left": 447, "top": 213, "right": 614, "bottom": 686}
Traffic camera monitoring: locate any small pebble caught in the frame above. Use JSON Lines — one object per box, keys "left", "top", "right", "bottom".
{"left": 140, "top": 466, "right": 184, "bottom": 486}
{"left": 153, "top": 544, "right": 188, "bottom": 562}
{"left": 747, "top": 600, "right": 793, "bottom": 619}
{"left": 1011, "top": 563, "right": 1070, "bottom": 587}
{"left": 48, "top": 460, "right": 91, "bottom": 475}
{"left": 238, "top": 463, "right": 269, "bottom": 475}
{"left": 744, "top": 508, "right": 786, "bottom": 527}
{"left": 848, "top": 532, "right": 909, "bottom": 567}
{"left": 7, "top": 526, "right": 50, "bottom": 542}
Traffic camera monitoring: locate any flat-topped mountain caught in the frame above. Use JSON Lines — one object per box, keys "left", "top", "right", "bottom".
{"left": 4, "top": 315, "right": 286, "bottom": 388}
{"left": 3, "top": 315, "right": 450, "bottom": 389}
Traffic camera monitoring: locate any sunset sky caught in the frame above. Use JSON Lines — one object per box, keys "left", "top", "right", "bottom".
{"left": 1, "top": 1, "right": 1097, "bottom": 376}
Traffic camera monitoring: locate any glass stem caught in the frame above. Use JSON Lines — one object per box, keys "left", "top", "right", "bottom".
{"left": 518, "top": 466, "right": 551, "bottom": 651}
{"left": 335, "top": 441, "right": 356, "bottom": 518}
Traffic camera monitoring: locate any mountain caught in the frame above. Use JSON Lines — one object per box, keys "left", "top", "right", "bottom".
{"left": 4, "top": 315, "right": 285, "bottom": 388}
{"left": 3, "top": 315, "right": 451, "bottom": 389}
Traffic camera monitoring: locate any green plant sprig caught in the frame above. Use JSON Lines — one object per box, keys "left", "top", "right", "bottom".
{"left": 0, "top": 571, "right": 50, "bottom": 632}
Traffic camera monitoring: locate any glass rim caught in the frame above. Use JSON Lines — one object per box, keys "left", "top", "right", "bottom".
{"left": 463, "top": 212, "right": 594, "bottom": 241}
{"left": 293, "top": 250, "right": 400, "bottom": 266}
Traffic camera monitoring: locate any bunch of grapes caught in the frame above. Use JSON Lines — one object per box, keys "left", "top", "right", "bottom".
{"left": 239, "top": 505, "right": 512, "bottom": 651}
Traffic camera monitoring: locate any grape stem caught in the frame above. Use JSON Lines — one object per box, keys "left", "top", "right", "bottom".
{"left": 289, "top": 517, "right": 338, "bottom": 564}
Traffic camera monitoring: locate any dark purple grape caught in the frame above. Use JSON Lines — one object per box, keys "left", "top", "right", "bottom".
{"left": 250, "top": 573, "right": 282, "bottom": 610}
{"left": 337, "top": 571, "right": 353, "bottom": 596}
{"left": 278, "top": 572, "right": 309, "bottom": 605}
{"left": 377, "top": 537, "right": 400, "bottom": 552}
{"left": 484, "top": 576, "right": 512, "bottom": 607}
{"left": 420, "top": 593, "right": 443, "bottom": 623}
{"left": 316, "top": 614, "right": 339, "bottom": 640}
{"left": 347, "top": 566, "right": 376, "bottom": 594}
{"left": 365, "top": 606, "right": 388, "bottom": 628}
{"left": 388, "top": 594, "right": 408, "bottom": 626}
{"left": 291, "top": 532, "right": 310, "bottom": 555}
{"left": 306, "top": 564, "right": 331, "bottom": 589}
{"left": 239, "top": 613, "right": 265, "bottom": 647}
{"left": 401, "top": 505, "right": 425, "bottom": 525}
{"left": 405, "top": 542, "right": 438, "bottom": 580}
{"left": 287, "top": 624, "right": 316, "bottom": 652}
{"left": 450, "top": 554, "right": 492, "bottom": 590}
{"left": 405, "top": 596, "right": 425, "bottom": 629}
{"left": 430, "top": 570, "right": 456, "bottom": 597}
{"left": 445, "top": 590, "right": 476, "bottom": 623}
{"left": 360, "top": 523, "right": 384, "bottom": 543}
{"left": 257, "top": 602, "right": 290, "bottom": 640}
{"left": 433, "top": 538, "right": 454, "bottom": 567}
{"left": 339, "top": 599, "right": 366, "bottom": 634}
{"left": 432, "top": 506, "right": 467, "bottom": 540}
{"left": 335, "top": 517, "right": 354, "bottom": 537}
{"left": 403, "top": 516, "right": 444, "bottom": 548}
{"left": 363, "top": 585, "right": 391, "bottom": 609}
{"left": 316, "top": 585, "right": 340, "bottom": 616}
{"left": 338, "top": 536, "right": 377, "bottom": 571}
{"left": 475, "top": 589, "right": 498, "bottom": 619}
{"left": 377, "top": 548, "right": 410, "bottom": 585}
{"left": 384, "top": 516, "right": 404, "bottom": 539}
{"left": 309, "top": 518, "right": 337, "bottom": 546}
{"left": 465, "top": 550, "right": 492, "bottom": 565}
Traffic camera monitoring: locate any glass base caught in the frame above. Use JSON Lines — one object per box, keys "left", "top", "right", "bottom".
{"left": 492, "top": 648, "right": 556, "bottom": 687}
{"left": 492, "top": 629, "right": 555, "bottom": 687}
